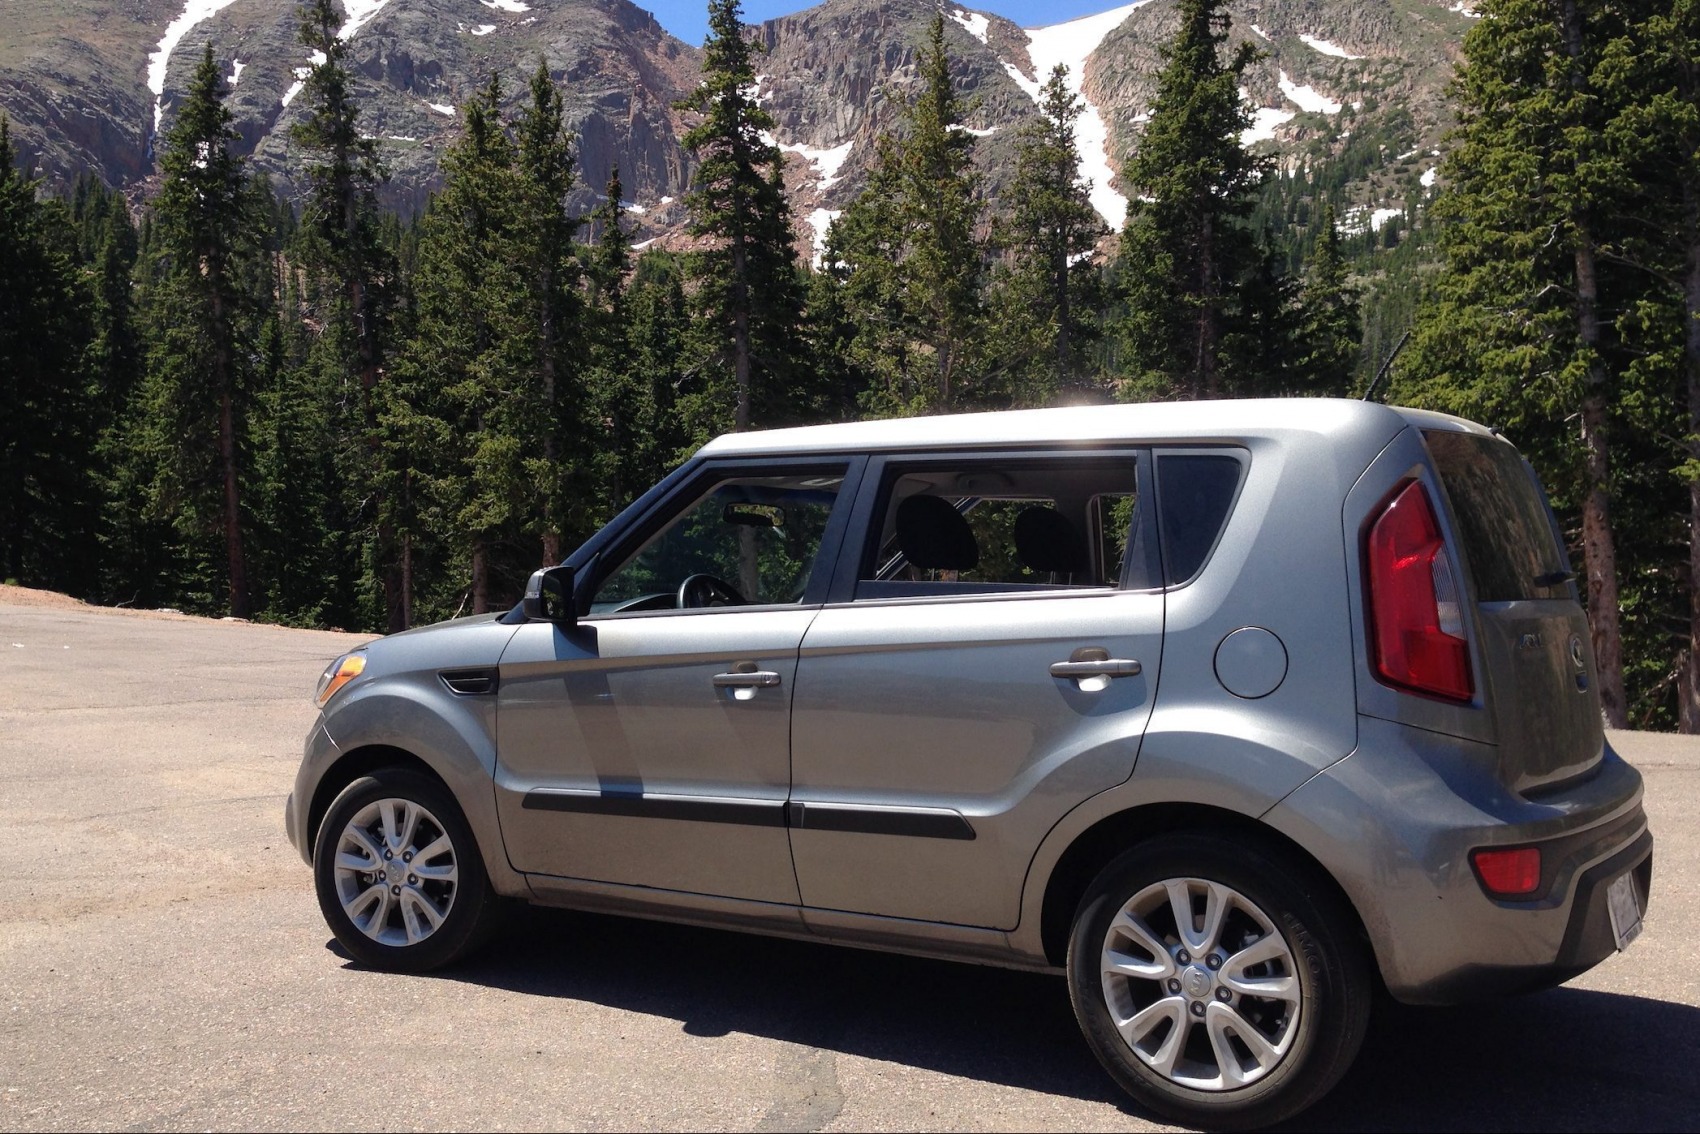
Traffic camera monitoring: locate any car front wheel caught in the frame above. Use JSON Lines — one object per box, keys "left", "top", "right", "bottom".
{"left": 312, "top": 769, "right": 502, "bottom": 972}
{"left": 1067, "top": 834, "right": 1370, "bottom": 1130}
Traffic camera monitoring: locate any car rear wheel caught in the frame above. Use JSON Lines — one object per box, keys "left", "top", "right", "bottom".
{"left": 312, "top": 769, "right": 502, "bottom": 972}
{"left": 1066, "top": 834, "right": 1370, "bottom": 1130}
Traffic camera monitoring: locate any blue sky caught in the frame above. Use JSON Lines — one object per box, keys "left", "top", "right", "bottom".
{"left": 649, "top": 0, "right": 1121, "bottom": 47}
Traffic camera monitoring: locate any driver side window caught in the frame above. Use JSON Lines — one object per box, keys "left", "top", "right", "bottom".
{"left": 591, "top": 470, "right": 848, "bottom": 614}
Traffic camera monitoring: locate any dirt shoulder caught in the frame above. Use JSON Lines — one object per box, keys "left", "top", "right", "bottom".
{"left": 0, "top": 583, "right": 354, "bottom": 634}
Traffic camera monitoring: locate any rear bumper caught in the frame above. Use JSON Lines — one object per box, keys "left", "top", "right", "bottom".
{"left": 1413, "top": 830, "right": 1652, "bottom": 1001}
{"left": 1264, "top": 715, "right": 1650, "bottom": 1005}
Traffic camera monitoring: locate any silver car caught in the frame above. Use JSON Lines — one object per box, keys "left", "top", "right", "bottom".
{"left": 286, "top": 398, "right": 1651, "bottom": 1129}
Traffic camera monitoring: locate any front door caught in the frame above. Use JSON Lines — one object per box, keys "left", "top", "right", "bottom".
{"left": 494, "top": 464, "right": 854, "bottom": 904}
{"left": 787, "top": 452, "right": 1164, "bottom": 929}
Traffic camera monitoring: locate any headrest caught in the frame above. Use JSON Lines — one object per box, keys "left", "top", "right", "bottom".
{"left": 895, "top": 495, "right": 979, "bottom": 571}
{"left": 1014, "top": 505, "right": 1087, "bottom": 575}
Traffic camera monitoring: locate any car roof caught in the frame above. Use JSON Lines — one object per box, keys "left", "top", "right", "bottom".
{"left": 695, "top": 398, "right": 1483, "bottom": 458}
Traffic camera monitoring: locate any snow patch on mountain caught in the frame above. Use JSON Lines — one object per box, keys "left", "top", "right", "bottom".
{"left": 807, "top": 208, "right": 841, "bottom": 266}
{"left": 148, "top": 0, "right": 245, "bottom": 98}
{"left": 1421, "top": 166, "right": 1438, "bottom": 187}
{"left": 480, "top": 0, "right": 531, "bottom": 11}
{"left": 147, "top": 0, "right": 247, "bottom": 141}
{"left": 228, "top": 59, "right": 245, "bottom": 87}
{"left": 951, "top": 9, "right": 990, "bottom": 43}
{"left": 1243, "top": 105, "right": 1296, "bottom": 145}
{"left": 337, "top": 0, "right": 390, "bottom": 40}
{"left": 780, "top": 139, "right": 854, "bottom": 191}
{"left": 1299, "top": 34, "right": 1362, "bottom": 59}
{"left": 1279, "top": 72, "right": 1342, "bottom": 114}
{"left": 1370, "top": 207, "right": 1402, "bottom": 230}
{"left": 471, "top": 23, "right": 496, "bottom": 34}
{"left": 1024, "top": 0, "right": 1152, "bottom": 231}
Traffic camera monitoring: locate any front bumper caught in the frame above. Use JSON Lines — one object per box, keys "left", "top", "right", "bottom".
{"left": 284, "top": 719, "right": 341, "bottom": 865}
{"left": 1265, "top": 715, "right": 1651, "bottom": 1004}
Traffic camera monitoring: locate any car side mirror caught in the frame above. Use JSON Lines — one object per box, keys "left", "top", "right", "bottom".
{"left": 522, "top": 564, "right": 576, "bottom": 625}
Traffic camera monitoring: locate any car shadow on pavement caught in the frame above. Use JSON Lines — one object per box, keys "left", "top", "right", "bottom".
{"left": 339, "top": 907, "right": 1700, "bottom": 1130}
{"left": 1287, "top": 987, "right": 1700, "bottom": 1132}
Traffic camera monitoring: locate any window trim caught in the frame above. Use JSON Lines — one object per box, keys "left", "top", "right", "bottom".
{"left": 825, "top": 448, "right": 1161, "bottom": 607}
{"left": 576, "top": 455, "right": 868, "bottom": 622}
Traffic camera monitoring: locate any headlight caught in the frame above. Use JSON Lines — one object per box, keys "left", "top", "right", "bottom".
{"left": 315, "top": 651, "right": 367, "bottom": 706}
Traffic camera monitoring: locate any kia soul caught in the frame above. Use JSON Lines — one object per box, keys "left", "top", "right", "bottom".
{"left": 287, "top": 398, "right": 1651, "bottom": 1129}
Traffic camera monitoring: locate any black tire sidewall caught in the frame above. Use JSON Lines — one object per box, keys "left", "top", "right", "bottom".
{"left": 1066, "top": 834, "right": 1369, "bottom": 1131}
{"left": 312, "top": 770, "right": 497, "bottom": 973}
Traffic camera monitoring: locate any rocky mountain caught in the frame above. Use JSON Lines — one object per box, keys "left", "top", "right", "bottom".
{"left": 1, "top": 0, "right": 1477, "bottom": 243}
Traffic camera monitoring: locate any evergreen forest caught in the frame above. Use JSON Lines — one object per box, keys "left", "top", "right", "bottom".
{"left": 5, "top": 0, "right": 1700, "bottom": 730}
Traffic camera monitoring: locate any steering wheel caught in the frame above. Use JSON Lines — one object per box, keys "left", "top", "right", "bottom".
{"left": 677, "top": 573, "right": 747, "bottom": 609}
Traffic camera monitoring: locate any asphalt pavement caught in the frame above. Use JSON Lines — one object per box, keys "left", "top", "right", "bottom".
{"left": 2, "top": 591, "right": 1697, "bottom": 1131}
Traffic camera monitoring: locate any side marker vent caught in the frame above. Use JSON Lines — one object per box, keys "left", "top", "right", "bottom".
{"left": 440, "top": 668, "right": 499, "bottom": 696}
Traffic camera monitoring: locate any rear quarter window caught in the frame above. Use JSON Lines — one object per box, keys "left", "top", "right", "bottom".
{"left": 1156, "top": 453, "right": 1244, "bottom": 585}
{"left": 1423, "top": 430, "right": 1570, "bottom": 602}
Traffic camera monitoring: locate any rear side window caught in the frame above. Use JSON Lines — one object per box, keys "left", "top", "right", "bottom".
{"left": 1156, "top": 453, "right": 1244, "bottom": 585}
{"left": 855, "top": 459, "right": 1138, "bottom": 599}
{"left": 1423, "top": 430, "right": 1569, "bottom": 602}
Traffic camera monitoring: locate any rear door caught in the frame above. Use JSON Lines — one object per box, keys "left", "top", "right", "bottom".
{"left": 786, "top": 450, "right": 1164, "bottom": 930}
{"left": 1423, "top": 429, "right": 1604, "bottom": 792}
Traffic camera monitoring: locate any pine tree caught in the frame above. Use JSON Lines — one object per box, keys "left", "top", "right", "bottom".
{"left": 1292, "top": 204, "right": 1360, "bottom": 394}
{"left": 1399, "top": 0, "right": 1634, "bottom": 725}
{"left": 992, "top": 63, "right": 1107, "bottom": 403}
{"left": 677, "top": 0, "right": 806, "bottom": 434}
{"left": 513, "top": 61, "right": 587, "bottom": 566}
{"left": 831, "top": 13, "right": 985, "bottom": 413}
{"left": 1596, "top": 0, "right": 1700, "bottom": 727}
{"left": 391, "top": 75, "right": 525, "bottom": 617}
{"left": 143, "top": 46, "right": 261, "bottom": 617}
{"left": 1115, "top": 0, "right": 1269, "bottom": 399}
{"left": 293, "top": 0, "right": 403, "bottom": 628}
{"left": 0, "top": 117, "right": 99, "bottom": 591}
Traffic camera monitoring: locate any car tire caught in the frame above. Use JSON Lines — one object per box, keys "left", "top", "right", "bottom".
{"left": 312, "top": 769, "right": 503, "bottom": 972}
{"left": 1066, "top": 833, "right": 1371, "bottom": 1131}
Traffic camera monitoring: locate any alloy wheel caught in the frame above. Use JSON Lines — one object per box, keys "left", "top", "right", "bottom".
{"left": 331, "top": 797, "right": 460, "bottom": 947}
{"left": 1099, "top": 876, "right": 1301, "bottom": 1091}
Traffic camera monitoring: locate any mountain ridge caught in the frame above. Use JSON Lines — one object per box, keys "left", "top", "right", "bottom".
{"left": 2, "top": 0, "right": 1471, "bottom": 242}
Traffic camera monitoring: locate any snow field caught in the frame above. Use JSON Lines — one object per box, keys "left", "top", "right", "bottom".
{"left": 950, "top": 9, "right": 990, "bottom": 43}
{"left": 1024, "top": 0, "right": 1153, "bottom": 231}
{"left": 1298, "top": 34, "right": 1363, "bottom": 59}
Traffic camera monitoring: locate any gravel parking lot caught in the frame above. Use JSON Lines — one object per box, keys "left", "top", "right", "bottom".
{"left": 3, "top": 588, "right": 1697, "bottom": 1131}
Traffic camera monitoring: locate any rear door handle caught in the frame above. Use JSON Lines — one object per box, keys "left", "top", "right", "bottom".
{"left": 1049, "top": 659, "right": 1142, "bottom": 679}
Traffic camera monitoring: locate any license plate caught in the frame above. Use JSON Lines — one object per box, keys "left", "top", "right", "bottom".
{"left": 1607, "top": 871, "right": 1643, "bottom": 951}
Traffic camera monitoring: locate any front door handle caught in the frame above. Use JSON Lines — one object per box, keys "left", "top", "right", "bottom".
{"left": 1049, "top": 659, "right": 1142, "bottom": 679}
{"left": 712, "top": 670, "right": 783, "bottom": 688}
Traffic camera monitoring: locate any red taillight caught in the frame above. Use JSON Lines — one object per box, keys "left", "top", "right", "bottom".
{"left": 1365, "top": 480, "right": 1473, "bottom": 702}
{"left": 1471, "top": 847, "right": 1542, "bottom": 897}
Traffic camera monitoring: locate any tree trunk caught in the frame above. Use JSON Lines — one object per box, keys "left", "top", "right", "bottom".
{"left": 1682, "top": 189, "right": 1700, "bottom": 732}
{"left": 1053, "top": 242, "right": 1071, "bottom": 390}
{"left": 733, "top": 239, "right": 752, "bottom": 432}
{"left": 209, "top": 277, "right": 249, "bottom": 619}
{"left": 540, "top": 266, "right": 562, "bottom": 566}
{"left": 1555, "top": 0, "right": 1625, "bottom": 726}
{"left": 1575, "top": 240, "right": 1627, "bottom": 727}
{"left": 471, "top": 539, "right": 489, "bottom": 615}
{"left": 217, "top": 386, "right": 249, "bottom": 619}
{"left": 1196, "top": 211, "right": 1217, "bottom": 399}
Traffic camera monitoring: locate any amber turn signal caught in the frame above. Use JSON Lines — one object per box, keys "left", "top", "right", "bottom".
{"left": 315, "top": 653, "right": 366, "bottom": 706}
